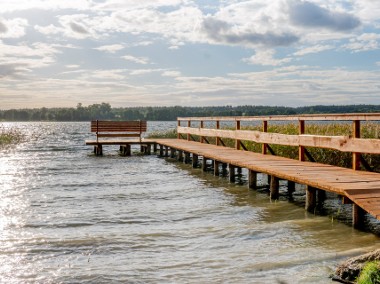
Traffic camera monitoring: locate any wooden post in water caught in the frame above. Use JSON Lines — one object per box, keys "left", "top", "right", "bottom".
{"left": 164, "top": 146, "right": 169, "bottom": 157}
{"left": 353, "top": 204, "right": 365, "bottom": 229}
{"left": 222, "top": 163, "right": 227, "bottom": 176}
{"left": 305, "top": 186, "right": 316, "bottom": 212}
{"left": 202, "top": 157, "right": 208, "bottom": 172}
{"left": 184, "top": 152, "right": 190, "bottom": 164}
{"left": 288, "top": 181, "right": 295, "bottom": 198}
{"left": 270, "top": 176, "right": 279, "bottom": 200}
{"left": 299, "top": 120, "right": 305, "bottom": 161}
{"left": 214, "top": 160, "right": 220, "bottom": 176}
{"left": 192, "top": 154, "right": 198, "bottom": 168}
{"left": 229, "top": 164, "right": 235, "bottom": 182}
{"left": 178, "top": 150, "right": 183, "bottom": 162}
{"left": 248, "top": 170, "right": 257, "bottom": 190}
{"left": 159, "top": 144, "right": 164, "bottom": 157}
{"left": 170, "top": 147, "right": 175, "bottom": 158}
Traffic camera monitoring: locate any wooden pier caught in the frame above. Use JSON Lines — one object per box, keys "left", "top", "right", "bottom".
{"left": 86, "top": 114, "right": 380, "bottom": 229}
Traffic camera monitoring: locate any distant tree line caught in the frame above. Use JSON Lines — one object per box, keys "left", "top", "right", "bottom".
{"left": 0, "top": 103, "right": 380, "bottom": 121}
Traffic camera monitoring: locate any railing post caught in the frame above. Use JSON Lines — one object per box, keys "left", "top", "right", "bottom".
{"left": 200, "top": 120, "right": 204, "bottom": 143}
{"left": 352, "top": 119, "right": 364, "bottom": 228}
{"left": 216, "top": 120, "right": 220, "bottom": 146}
{"left": 353, "top": 120, "right": 361, "bottom": 170}
{"left": 299, "top": 120, "right": 305, "bottom": 161}
{"left": 235, "top": 120, "right": 241, "bottom": 150}
{"left": 187, "top": 120, "right": 191, "bottom": 141}
{"left": 262, "top": 120, "right": 268, "bottom": 155}
{"left": 177, "top": 119, "right": 181, "bottom": 139}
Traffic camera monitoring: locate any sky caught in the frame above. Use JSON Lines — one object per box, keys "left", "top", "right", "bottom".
{"left": 0, "top": 0, "right": 380, "bottom": 109}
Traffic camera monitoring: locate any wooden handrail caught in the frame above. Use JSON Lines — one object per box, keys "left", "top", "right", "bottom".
{"left": 178, "top": 113, "right": 380, "bottom": 122}
{"left": 177, "top": 127, "right": 380, "bottom": 154}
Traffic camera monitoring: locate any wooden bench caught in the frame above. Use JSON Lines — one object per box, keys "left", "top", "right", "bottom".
{"left": 89, "top": 120, "right": 147, "bottom": 155}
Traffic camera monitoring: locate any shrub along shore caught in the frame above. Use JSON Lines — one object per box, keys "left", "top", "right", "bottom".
{"left": 0, "top": 128, "right": 24, "bottom": 148}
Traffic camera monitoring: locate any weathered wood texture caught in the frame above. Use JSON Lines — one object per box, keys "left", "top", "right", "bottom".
{"left": 155, "top": 138, "right": 380, "bottom": 222}
{"left": 177, "top": 127, "right": 380, "bottom": 154}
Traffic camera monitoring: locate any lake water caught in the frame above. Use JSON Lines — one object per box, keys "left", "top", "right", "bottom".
{"left": 0, "top": 121, "right": 379, "bottom": 284}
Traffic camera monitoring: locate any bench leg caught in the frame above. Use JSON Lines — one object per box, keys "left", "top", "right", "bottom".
{"left": 94, "top": 145, "right": 102, "bottom": 156}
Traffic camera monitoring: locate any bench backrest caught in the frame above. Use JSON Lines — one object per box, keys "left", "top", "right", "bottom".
{"left": 91, "top": 120, "right": 147, "bottom": 142}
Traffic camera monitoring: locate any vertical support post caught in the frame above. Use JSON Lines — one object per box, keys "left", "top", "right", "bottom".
{"left": 229, "top": 164, "right": 235, "bottom": 182}
{"left": 170, "top": 147, "right": 175, "bottom": 158}
{"left": 187, "top": 120, "right": 191, "bottom": 141}
{"left": 153, "top": 143, "right": 157, "bottom": 153}
{"left": 352, "top": 120, "right": 364, "bottom": 227}
{"left": 214, "top": 160, "right": 220, "bottom": 176}
{"left": 288, "top": 181, "right": 295, "bottom": 197}
{"left": 184, "top": 152, "right": 190, "bottom": 164}
{"left": 192, "top": 154, "right": 198, "bottom": 168}
{"left": 248, "top": 170, "right": 257, "bottom": 190}
{"left": 177, "top": 119, "right": 181, "bottom": 139}
{"left": 235, "top": 120, "right": 241, "bottom": 150}
{"left": 305, "top": 186, "right": 316, "bottom": 212}
{"left": 202, "top": 157, "right": 208, "bottom": 172}
{"left": 216, "top": 120, "right": 220, "bottom": 146}
{"left": 353, "top": 120, "right": 361, "bottom": 171}
{"left": 222, "top": 163, "right": 227, "bottom": 176}
{"left": 352, "top": 204, "right": 365, "bottom": 229}
{"left": 262, "top": 120, "right": 268, "bottom": 155}
{"left": 178, "top": 150, "right": 183, "bottom": 162}
{"left": 96, "top": 119, "right": 99, "bottom": 143}
{"left": 299, "top": 120, "right": 305, "bottom": 161}
{"left": 159, "top": 144, "right": 164, "bottom": 157}
{"left": 270, "top": 176, "right": 279, "bottom": 200}
{"left": 164, "top": 146, "right": 169, "bottom": 157}
{"left": 125, "top": 145, "right": 131, "bottom": 156}
{"left": 200, "top": 120, "right": 204, "bottom": 143}
{"left": 317, "top": 189, "right": 326, "bottom": 205}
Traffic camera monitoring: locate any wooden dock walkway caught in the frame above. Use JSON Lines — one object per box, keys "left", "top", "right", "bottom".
{"left": 155, "top": 138, "right": 380, "bottom": 225}
{"left": 85, "top": 114, "right": 380, "bottom": 229}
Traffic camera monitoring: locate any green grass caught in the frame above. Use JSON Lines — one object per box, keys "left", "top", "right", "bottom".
{"left": 147, "top": 129, "right": 177, "bottom": 139}
{"left": 356, "top": 261, "right": 380, "bottom": 284}
{"left": 149, "top": 122, "right": 380, "bottom": 172}
{"left": 0, "top": 128, "right": 24, "bottom": 148}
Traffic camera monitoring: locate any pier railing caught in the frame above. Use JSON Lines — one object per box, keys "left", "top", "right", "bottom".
{"left": 177, "top": 113, "right": 380, "bottom": 171}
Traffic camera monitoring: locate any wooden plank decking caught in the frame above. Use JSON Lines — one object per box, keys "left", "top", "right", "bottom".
{"left": 154, "top": 139, "right": 380, "bottom": 222}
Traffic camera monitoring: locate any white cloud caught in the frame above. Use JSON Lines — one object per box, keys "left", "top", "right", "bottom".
{"left": 94, "top": 44, "right": 125, "bottom": 53}
{"left": 294, "top": 44, "right": 334, "bottom": 56}
{"left": 0, "top": 18, "right": 28, "bottom": 39}
{"left": 122, "top": 55, "right": 150, "bottom": 64}
{"left": 342, "top": 33, "right": 380, "bottom": 52}
{"left": 243, "top": 49, "right": 292, "bottom": 66}
{"left": 162, "top": 70, "right": 181, "bottom": 77}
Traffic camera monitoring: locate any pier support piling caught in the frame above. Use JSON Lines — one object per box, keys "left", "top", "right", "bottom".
{"left": 192, "top": 154, "right": 198, "bottom": 168}
{"left": 248, "top": 170, "right": 257, "bottom": 190}
{"left": 352, "top": 204, "right": 365, "bottom": 229}
{"left": 229, "top": 164, "right": 235, "bottom": 182}
{"left": 214, "top": 160, "right": 220, "bottom": 176}
{"left": 288, "top": 181, "right": 295, "bottom": 198}
{"left": 202, "top": 157, "right": 208, "bottom": 172}
{"left": 306, "top": 186, "right": 317, "bottom": 212}
{"left": 270, "top": 176, "right": 279, "bottom": 200}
